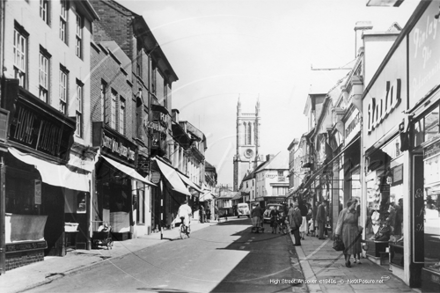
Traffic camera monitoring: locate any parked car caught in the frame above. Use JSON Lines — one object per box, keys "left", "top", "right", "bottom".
{"left": 237, "top": 203, "right": 250, "bottom": 218}
{"left": 263, "top": 203, "right": 283, "bottom": 223}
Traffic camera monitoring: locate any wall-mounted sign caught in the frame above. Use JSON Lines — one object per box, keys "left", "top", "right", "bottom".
{"left": 409, "top": 1, "right": 440, "bottom": 109}
{"left": 367, "top": 79, "right": 402, "bottom": 134}
{"left": 151, "top": 171, "right": 161, "bottom": 184}
{"left": 9, "top": 102, "right": 72, "bottom": 160}
{"left": 345, "top": 112, "right": 360, "bottom": 142}
{"left": 34, "top": 179, "right": 41, "bottom": 205}
{"left": 391, "top": 164, "right": 403, "bottom": 186}
{"left": 92, "top": 122, "right": 136, "bottom": 162}
{"left": 424, "top": 139, "right": 440, "bottom": 159}
{"left": 102, "top": 133, "right": 135, "bottom": 161}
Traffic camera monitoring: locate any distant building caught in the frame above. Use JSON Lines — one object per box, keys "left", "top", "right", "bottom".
{"left": 233, "top": 98, "right": 263, "bottom": 191}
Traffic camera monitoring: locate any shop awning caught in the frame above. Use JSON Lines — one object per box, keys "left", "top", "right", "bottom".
{"left": 153, "top": 158, "right": 191, "bottom": 196}
{"left": 9, "top": 147, "right": 90, "bottom": 192}
{"left": 177, "top": 172, "right": 204, "bottom": 193}
{"left": 102, "top": 155, "right": 155, "bottom": 186}
{"left": 200, "top": 192, "right": 213, "bottom": 202}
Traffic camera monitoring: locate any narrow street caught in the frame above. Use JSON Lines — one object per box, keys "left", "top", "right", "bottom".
{"left": 27, "top": 218, "right": 303, "bottom": 293}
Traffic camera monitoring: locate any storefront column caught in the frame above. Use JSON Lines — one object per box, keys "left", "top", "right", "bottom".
{"left": 87, "top": 173, "right": 94, "bottom": 250}
{"left": 403, "top": 151, "right": 411, "bottom": 285}
{"left": 0, "top": 156, "right": 5, "bottom": 274}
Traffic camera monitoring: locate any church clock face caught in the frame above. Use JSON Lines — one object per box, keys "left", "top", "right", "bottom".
{"left": 244, "top": 148, "right": 254, "bottom": 159}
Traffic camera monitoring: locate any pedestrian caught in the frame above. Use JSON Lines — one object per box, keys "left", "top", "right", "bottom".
{"left": 206, "top": 206, "right": 211, "bottom": 223}
{"left": 298, "top": 199, "right": 308, "bottom": 240}
{"left": 214, "top": 204, "right": 219, "bottom": 221}
{"left": 270, "top": 206, "right": 280, "bottom": 234}
{"left": 251, "top": 203, "right": 263, "bottom": 231}
{"left": 311, "top": 202, "right": 317, "bottom": 237}
{"left": 278, "top": 207, "right": 287, "bottom": 234}
{"left": 317, "top": 200, "right": 326, "bottom": 239}
{"left": 288, "top": 202, "right": 302, "bottom": 246}
{"left": 200, "top": 205, "right": 205, "bottom": 223}
{"left": 335, "top": 199, "right": 362, "bottom": 268}
{"left": 306, "top": 205, "right": 313, "bottom": 236}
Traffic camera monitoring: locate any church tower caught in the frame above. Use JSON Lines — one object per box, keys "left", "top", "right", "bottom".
{"left": 233, "top": 98, "right": 261, "bottom": 191}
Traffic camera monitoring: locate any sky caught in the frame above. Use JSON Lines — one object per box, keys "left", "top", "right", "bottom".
{"left": 121, "top": 0, "right": 420, "bottom": 186}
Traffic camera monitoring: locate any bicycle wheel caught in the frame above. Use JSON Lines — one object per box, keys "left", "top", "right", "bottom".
{"left": 180, "top": 224, "right": 186, "bottom": 239}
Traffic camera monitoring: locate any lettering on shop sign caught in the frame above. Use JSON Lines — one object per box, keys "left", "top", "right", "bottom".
{"left": 11, "top": 106, "right": 64, "bottom": 157}
{"left": 345, "top": 113, "right": 360, "bottom": 139}
{"left": 143, "top": 120, "right": 166, "bottom": 134}
{"left": 367, "top": 79, "right": 401, "bottom": 134}
{"left": 424, "top": 140, "right": 440, "bottom": 159}
{"left": 102, "top": 134, "right": 135, "bottom": 161}
{"left": 412, "top": 14, "right": 437, "bottom": 70}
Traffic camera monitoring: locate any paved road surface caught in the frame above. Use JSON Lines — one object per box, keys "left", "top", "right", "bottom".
{"left": 27, "top": 218, "right": 303, "bottom": 293}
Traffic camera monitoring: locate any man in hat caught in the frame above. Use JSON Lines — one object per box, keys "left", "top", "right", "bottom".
{"left": 288, "top": 202, "right": 303, "bottom": 246}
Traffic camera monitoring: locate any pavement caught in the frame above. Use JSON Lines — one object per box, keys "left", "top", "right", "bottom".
{"left": 288, "top": 230, "right": 419, "bottom": 293}
{"left": 0, "top": 218, "right": 421, "bottom": 293}
{"left": 0, "top": 219, "right": 218, "bottom": 293}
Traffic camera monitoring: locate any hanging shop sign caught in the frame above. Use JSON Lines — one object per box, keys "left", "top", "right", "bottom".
{"left": 144, "top": 120, "right": 166, "bottom": 134}
{"left": 137, "top": 155, "right": 150, "bottom": 175}
{"left": 150, "top": 170, "right": 161, "bottom": 184}
{"left": 409, "top": 1, "right": 440, "bottom": 109}
{"left": 391, "top": 164, "right": 403, "bottom": 186}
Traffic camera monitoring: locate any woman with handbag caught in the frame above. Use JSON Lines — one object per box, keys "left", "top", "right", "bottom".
{"left": 335, "top": 199, "right": 362, "bottom": 267}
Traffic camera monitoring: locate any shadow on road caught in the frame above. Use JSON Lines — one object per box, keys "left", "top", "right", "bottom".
{"left": 137, "top": 287, "right": 196, "bottom": 293}
{"left": 216, "top": 217, "right": 253, "bottom": 226}
{"left": 210, "top": 221, "right": 305, "bottom": 293}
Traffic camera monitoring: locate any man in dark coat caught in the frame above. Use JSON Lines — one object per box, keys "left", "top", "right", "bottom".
{"left": 317, "top": 200, "right": 326, "bottom": 239}
{"left": 288, "top": 202, "right": 303, "bottom": 246}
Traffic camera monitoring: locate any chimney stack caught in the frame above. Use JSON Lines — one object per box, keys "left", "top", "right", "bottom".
{"left": 354, "top": 21, "right": 373, "bottom": 57}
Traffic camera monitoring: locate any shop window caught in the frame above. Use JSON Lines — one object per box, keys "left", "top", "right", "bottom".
{"left": 424, "top": 106, "right": 440, "bottom": 142}
{"left": 77, "top": 193, "right": 86, "bottom": 214}
{"left": 414, "top": 105, "right": 440, "bottom": 148}
{"left": 6, "top": 174, "right": 37, "bottom": 215}
{"left": 423, "top": 141, "right": 440, "bottom": 272}
{"left": 136, "top": 188, "right": 145, "bottom": 225}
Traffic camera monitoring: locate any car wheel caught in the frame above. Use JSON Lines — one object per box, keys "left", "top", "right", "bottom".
{"left": 238, "top": 215, "right": 240, "bottom": 218}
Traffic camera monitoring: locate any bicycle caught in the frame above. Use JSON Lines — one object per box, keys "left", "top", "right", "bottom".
{"left": 180, "top": 216, "right": 190, "bottom": 239}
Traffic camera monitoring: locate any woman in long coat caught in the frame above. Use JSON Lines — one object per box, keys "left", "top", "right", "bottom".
{"left": 335, "top": 199, "right": 361, "bottom": 267}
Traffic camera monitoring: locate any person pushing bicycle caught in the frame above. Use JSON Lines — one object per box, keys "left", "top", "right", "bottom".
{"left": 178, "top": 199, "right": 192, "bottom": 234}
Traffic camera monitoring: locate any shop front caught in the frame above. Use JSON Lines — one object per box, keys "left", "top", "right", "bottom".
{"left": 1, "top": 79, "right": 90, "bottom": 270}
{"left": 361, "top": 33, "right": 410, "bottom": 283}
{"left": 152, "top": 157, "right": 191, "bottom": 231}
{"left": 403, "top": 2, "right": 440, "bottom": 290}
{"left": 407, "top": 3, "right": 440, "bottom": 290}
{"left": 92, "top": 123, "right": 153, "bottom": 241}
